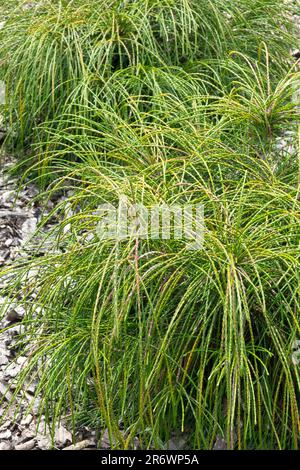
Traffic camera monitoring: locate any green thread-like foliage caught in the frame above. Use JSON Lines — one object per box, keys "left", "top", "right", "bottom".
{"left": 0, "top": 0, "right": 298, "bottom": 153}
{"left": 0, "top": 0, "right": 299, "bottom": 450}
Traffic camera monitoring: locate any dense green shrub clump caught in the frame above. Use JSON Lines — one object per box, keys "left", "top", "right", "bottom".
{"left": 0, "top": 0, "right": 300, "bottom": 449}
{"left": 0, "top": 0, "right": 297, "bottom": 153}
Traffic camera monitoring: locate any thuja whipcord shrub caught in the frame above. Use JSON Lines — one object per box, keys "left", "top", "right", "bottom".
{"left": 1, "top": 73, "right": 300, "bottom": 450}
{"left": 0, "top": 0, "right": 298, "bottom": 153}
{"left": 212, "top": 48, "right": 300, "bottom": 151}
{"left": 30, "top": 50, "right": 300, "bottom": 178}
{"left": 1, "top": 135, "right": 299, "bottom": 449}
{"left": 0, "top": 0, "right": 299, "bottom": 452}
